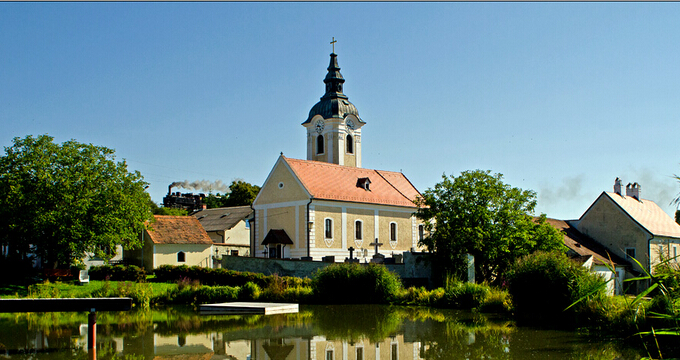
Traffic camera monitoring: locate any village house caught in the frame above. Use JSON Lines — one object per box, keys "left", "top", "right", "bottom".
{"left": 191, "top": 205, "right": 253, "bottom": 258}
{"left": 124, "top": 215, "right": 213, "bottom": 271}
{"left": 567, "top": 178, "right": 680, "bottom": 292}
{"left": 251, "top": 52, "right": 427, "bottom": 261}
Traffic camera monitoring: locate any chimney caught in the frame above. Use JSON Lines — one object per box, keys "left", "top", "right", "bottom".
{"left": 626, "top": 182, "right": 641, "bottom": 201}
{"left": 168, "top": 184, "right": 173, "bottom": 195}
{"left": 613, "top": 177, "right": 623, "bottom": 196}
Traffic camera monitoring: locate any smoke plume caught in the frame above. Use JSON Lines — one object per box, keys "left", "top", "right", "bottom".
{"left": 169, "top": 180, "right": 230, "bottom": 194}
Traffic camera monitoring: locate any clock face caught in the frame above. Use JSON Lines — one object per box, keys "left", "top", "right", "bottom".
{"left": 315, "top": 120, "right": 325, "bottom": 133}
{"left": 346, "top": 119, "right": 355, "bottom": 131}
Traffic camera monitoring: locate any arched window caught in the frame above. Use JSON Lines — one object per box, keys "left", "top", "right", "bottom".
{"left": 177, "top": 251, "right": 186, "bottom": 263}
{"left": 355, "top": 220, "right": 363, "bottom": 240}
{"left": 317, "top": 135, "right": 324, "bottom": 155}
{"left": 390, "top": 222, "right": 397, "bottom": 242}
{"left": 418, "top": 224, "right": 424, "bottom": 242}
{"left": 325, "top": 218, "right": 333, "bottom": 239}
{"left": 346, "top": 134, "right": 354, "bottom": 154}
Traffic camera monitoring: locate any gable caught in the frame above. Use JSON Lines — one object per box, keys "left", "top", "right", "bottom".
{"left": 577, "top": 193, "right": 648, "bottom": 240}
{"left": 578, "top": 192, "right": 680, "bottom": 240}
{"left": 253, "top": 157, "right": 310, "bottom": 206}
{"left": 604, "top": 192, "right": 680, "bottom": 239}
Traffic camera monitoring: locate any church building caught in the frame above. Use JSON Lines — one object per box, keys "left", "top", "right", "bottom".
{"left": 251, "top": 51, "right": 426, "bottom": 261}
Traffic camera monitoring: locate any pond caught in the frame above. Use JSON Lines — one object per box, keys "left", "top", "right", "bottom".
{"left": 0, "top": 305, "right": 646, "bottom": 360}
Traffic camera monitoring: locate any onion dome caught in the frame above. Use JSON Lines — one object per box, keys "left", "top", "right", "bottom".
{"left": 303, "top": 53, "right": 365, "bottom": 125}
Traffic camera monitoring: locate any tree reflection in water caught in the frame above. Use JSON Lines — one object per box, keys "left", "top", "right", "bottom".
{"left": 0, "top": 305, "right": 644, "bottom": 360}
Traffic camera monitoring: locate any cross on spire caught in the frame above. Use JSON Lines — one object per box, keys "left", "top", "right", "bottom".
{"left": 330, "top": 37, "right": 337, "bottom": 53}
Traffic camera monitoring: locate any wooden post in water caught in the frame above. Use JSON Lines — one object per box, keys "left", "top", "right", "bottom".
{"left": 88, "top": 309, "right": 97, "bottom": 350}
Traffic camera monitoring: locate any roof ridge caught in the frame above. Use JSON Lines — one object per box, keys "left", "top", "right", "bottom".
{"left": 374, "top": 170, "right": 414, "bottom": 205}
{"left": 287, "top": 157, "right": 409, "bottom": 174}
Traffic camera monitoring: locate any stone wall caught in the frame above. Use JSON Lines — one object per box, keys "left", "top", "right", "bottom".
{"left": 221, "top": 251, "right": 433, "bottom": 287}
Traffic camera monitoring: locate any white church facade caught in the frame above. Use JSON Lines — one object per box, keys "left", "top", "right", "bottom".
{"left": 251, "top": 52, "right": 426, "bottom": 261}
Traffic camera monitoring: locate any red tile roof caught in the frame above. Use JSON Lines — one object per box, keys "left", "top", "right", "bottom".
{"left": 284, "top": 157, "right": 421, "bottom": 208}
{"left": 604, "top": 192, "right": 680, "bottom": 239}
{"left": 146, "top": 215, "right": 212, "bottom": 245}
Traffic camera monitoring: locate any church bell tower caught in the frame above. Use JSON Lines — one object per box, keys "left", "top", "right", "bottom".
{"left": 302, "top": 49, "right": 365, "bottom": 167}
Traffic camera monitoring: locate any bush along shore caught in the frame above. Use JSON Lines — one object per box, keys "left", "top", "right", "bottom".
{"left": 3, "top": 252, "right": 680, "bottom": 357}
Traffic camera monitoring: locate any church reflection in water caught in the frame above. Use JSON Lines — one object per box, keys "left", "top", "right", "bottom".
{"left": 87, "top": 331, "right": 423, "bottom": 360}
{"left": 252, "top": 335, "right": 422, "bottom": 360}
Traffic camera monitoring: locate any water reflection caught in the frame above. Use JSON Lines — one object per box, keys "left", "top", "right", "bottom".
{"left": 0, "top": 305, "right": 644, "bottom": 360}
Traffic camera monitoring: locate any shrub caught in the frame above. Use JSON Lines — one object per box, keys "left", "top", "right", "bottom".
{"left": 479, "top": 288, "right": 512, "bottom": 313}
{"left": 114, "top": 282, "right": 153, "bottom": 310}
{"left": 238, "top": 282, "right": 261, "bottom": 301}
{"left": 89, "top": 264, "right": 146, "bottom": 282}
{"left": 153, "top": 265, "right": 310, "bottom": 289}
{"left": 507, "top": 251, "right": 607, "bottom": 326}
{"left": 312, "top": 263, "right": 402, "bottom": 304}
{"left": 176, "top": 276, "right": 201, "bottom": 292}
{"left": 441, "top": 281, "right": 490, "bottom": 309}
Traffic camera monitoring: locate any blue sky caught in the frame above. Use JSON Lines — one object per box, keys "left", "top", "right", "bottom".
{"left": 2, "top": 3, "right": 679, "bottom": 220}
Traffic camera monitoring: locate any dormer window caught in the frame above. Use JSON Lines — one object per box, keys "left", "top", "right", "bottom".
{"left": 356, "top": 177, "right": 371, "bottom": 191}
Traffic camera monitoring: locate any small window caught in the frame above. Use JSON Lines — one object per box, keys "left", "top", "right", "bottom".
{"left": 356, "top": 177, "right": 371, "bottom": 191}
{"left": 356, "top": 347, "right": 363, "bottom": 360}
{"left": 674, "top": 246, "right": 677, "bottom": 258}
{"left": 230, "top": 250, "right": 239, "bottom": 256}
{"left": 391, "top": 343, "right": 398, "bottom": 360}
{"left": 418, "top": 224, "right": 424, "bottom": 242}
{"left": 346, "top": 134, "right": 354, "bottom": 154}
{"left": 325, "top": 218, "right": 333, "bottom": 239}
{"left": 390, "top": 222, "right": 397, "bottom": 242}
{"left": 326, "top": 351, "right": 333, "bottom": 360}
{"left": 317, "top": 135, "right": 324, "bottom": 155}
{"left": 177, "top": 251, "right": 186, "bottom": 263}
{"left": 625, "top": 247, "right": 636, "bottom": 260}
{"left": 355, "top": 220, "right": 363, "bottom": 240}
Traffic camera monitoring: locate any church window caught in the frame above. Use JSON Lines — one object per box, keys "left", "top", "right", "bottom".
{"left": 355, "top": 220, "right": 363, "bottom": 240}
{"left": 177, "top": 251, "right": 186, "bottom": 263}
{"left": 325, "top": 218, "right": 333, "bottom": 239}
{"left": 346, "top": 134, "right": 354, "bottom": 154}
{"left": 317, "top": 135, "right": 324, "bottom": 155}
{"left": 390, "top": 222, "right": 397, "bottom": 242}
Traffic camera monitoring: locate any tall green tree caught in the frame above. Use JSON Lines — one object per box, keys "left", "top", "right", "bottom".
{"left": 223, "top": 180, "right": 260, "bottom": 207}
{"left": 416, "top": 170, "right": 564, "bottom": 285}
{"left": 203, "top": 180, "right": 261, "bottom": 209}
{"left": 0, "top": 135, "right": 153, "bottom": 269}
